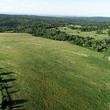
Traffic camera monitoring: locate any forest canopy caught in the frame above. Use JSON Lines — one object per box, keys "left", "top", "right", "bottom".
{"left": 0, "top": 14, "right": 110, "bottom": 52}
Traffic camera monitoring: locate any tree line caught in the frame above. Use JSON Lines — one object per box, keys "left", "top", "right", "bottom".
{"left": 0, "top": 14, "right": 110, "bottom": 52}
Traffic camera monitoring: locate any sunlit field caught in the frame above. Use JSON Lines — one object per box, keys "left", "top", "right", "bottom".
{"left": 0, "top": 33, "right": 110, "bottom": 110}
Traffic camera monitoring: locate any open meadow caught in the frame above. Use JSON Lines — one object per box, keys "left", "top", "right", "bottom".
{"left": 0, "top": 33, "right": 110, "bottom": 110}
{"left": 59, "top": 27, "right": 110, "bottom": 40}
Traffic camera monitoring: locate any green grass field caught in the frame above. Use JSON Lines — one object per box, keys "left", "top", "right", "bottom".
{"left": 59, "top": 27, "right": 110, "bottom": 40}
{"left": 0, "top": 33, "right": 110, "bottom": 110}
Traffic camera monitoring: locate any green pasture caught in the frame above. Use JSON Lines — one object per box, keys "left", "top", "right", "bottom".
{"left": 59, "top": 27, "right": 110, "bottom": 40}
{"left": 0, "top": 33, "right": 110, "bottom": 110}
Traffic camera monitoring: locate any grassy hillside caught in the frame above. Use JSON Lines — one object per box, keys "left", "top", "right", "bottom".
{"left": 59, "top": 27, "right": 110, "bottom": 40}
{"left": 0, "top": 33, "right": 110, "bottom": 110}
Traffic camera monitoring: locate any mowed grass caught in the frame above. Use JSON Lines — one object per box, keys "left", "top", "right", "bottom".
{"left": 0, "top": 33, "right": 110, "bottom": 110}
{"left": 59, "top": 27, "right": 110, "bottom": 40}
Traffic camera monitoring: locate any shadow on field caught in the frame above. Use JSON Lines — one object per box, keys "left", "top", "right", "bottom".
{"left": 0, "top": 68, "right": 28, "bottom": 110}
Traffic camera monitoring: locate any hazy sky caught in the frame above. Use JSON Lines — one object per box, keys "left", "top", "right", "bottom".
{"left": 0, "top": 0, "right": 110, "bottom": 16}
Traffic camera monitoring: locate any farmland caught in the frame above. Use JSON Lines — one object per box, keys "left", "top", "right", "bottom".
{"left": 59, "top": 27, "right": 110, "bottom": 40}
{"left": 0, "top": 33, "right": 110, "bottom": 110}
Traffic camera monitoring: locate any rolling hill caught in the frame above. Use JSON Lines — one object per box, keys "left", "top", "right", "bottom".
{"left": 0, "top": 33, "right": 110, "bottom": 110}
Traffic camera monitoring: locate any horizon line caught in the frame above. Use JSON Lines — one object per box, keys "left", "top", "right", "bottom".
{"left": 0, "top": 13, "right": 110, "bottom": 18}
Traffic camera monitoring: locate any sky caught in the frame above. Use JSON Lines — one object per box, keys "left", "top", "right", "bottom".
{"left": 0, "top": 0, "right": 110, "bottom": 17}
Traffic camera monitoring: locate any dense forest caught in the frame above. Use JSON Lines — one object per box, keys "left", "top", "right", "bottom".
{"left": 0, "top": 14, "right": 110, "bottom": 52}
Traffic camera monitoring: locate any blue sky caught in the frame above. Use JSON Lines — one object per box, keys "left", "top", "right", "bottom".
{"left": 0, "top": 0, "right": 110, "bottom": 16}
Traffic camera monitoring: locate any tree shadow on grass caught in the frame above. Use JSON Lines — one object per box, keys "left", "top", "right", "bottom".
{"left": 2, "top": 99, "right": 28, "bottom": 110}
{"left": 10, "top": 99, "right": 28, "bottom": 109}
{"left": 0, "top": 70, "right": 28, "bottom": 110}
{"left": 1, "top": 78, "right": 16, "bottom": 83}
{"left": 0, "top": 72, "right": 13, "bottom": 76}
